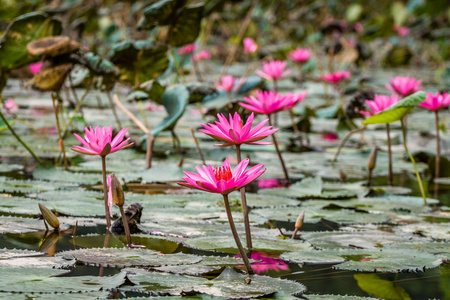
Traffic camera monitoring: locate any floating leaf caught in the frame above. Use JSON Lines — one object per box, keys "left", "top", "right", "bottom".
{"left": 0, "top": 178, "right": 70, "bottom": 194}
{"left": 304, "top": 294, "right": 378, "bottom": 300}
{"left": 281, "top": 250, "right": 346, "bottom": 265}
{"left": 354, "top": 273, "right": 411, "bottom": 300}
{"left": 363, "top": 91, "right": 426, "bottom": 125}
{"left": 58, "top": 248, "right": 202, "bottom": 267}
{"left": 0, "top": 216, "right": 68, "bottom": 233}
{"left": 33, "top": 164, "right": 102, "bottom": 185}
{"left": 0, "top": 249, "right": 75, "bottom": 269}
{"left": 393, "top": 223, "right": 450, "bottom": 240}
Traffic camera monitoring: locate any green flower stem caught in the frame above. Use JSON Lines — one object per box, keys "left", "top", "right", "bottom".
{"left": 386, "top": 123, "right": 393, "bottom": 185}
{"left": 101, "top": 156, "right": 112, "bottom": 228}
{"left": 222, "top": 194, "right": 254, "bottom": 275}
{"left": 236, "top": 145, "right": 253, "bottom": 252}
{"left": 51, "top": 94, "right": 68, "bottom": 170}
{"left": 401, "top": 119, "right": 427, "bottom": 205}
{"left": 268, "top": 117, "right": 290, "bottom": 182}
{"left": 0, "top": 108, "right": 42, "bottom": 163}
{"left": 171, "top": 48, "right": 187, "bottom": 83}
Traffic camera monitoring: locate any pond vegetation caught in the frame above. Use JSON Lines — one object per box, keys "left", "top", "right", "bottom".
{"left": 0, "top": 0, "right": 449, "bottom": 299}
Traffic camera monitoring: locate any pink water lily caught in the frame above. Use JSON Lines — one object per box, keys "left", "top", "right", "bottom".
{"left": 359, "top": 94, "right": 400, "bottom": 117}
{"left": 386, "top": 76, "right": 423, "bottom": 97}
{"left": 419, "top": 92, "right": 450, "bottom": 111}
{"left": 243, "top": 37, "right": 258, "bottom": 54}
{"left": 178, "top": 158, "right": 265, "bottom": 195}
{"left": 240, "top": 90, "right": 302, "bottom": 115}
{"left": 320, "top": 70, "right": 351, "bottom": 83}
{"left": 284, "top": 92, "right": 307, "bottom": 109}
{"left": 193, "top": 50, "right": 211, "bottom": 61}
{"left": 71, "top": 126, "right": 134, "bottom": 156}
{"left": 29, "top": 62, "right": 44, "bottom": 75}
{"left": 200, "top": 112, "right": 278, "bottom": 147}
{"left": 215, "top": 75, "right": 238, "bottom": 93}
{"left": 177, "top": 44, "right": 197, "bottom": 55}
{"left": 236, "top": 252, "right": 289, "bottom": 274}
{"left": 394, "top": 24, "right": 410, "bottom": 37}
{"left": 256, "top": 60, "right": 291, "bottom": 81}
{"left": 4, "top": 98, "right": 18, "bottom": 112}
{"left": 288, "top": 48, "right": 311, "bottom": 63}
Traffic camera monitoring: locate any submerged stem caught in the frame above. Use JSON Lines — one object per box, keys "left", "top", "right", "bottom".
{"left": 386, "top": 123, "right": 393, "bottom": 185}
{"left": 236, "top": 145, "right": 253, "bottom": 252}
{"left": 268, "top": 117, "right": 289, "bottom": 182}
{"left": 331, "top": 125, "right": 367, "bottom": 166}
{"left": 222, "top": 194, "right": 254, "bottom": 275}
{"left": 101, "top": 156, "right": 112, "bottom": 228}
{"left": 401, "top": 119, "right": 427, "bottom": 205}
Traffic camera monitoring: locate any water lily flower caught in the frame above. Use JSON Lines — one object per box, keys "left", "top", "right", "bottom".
{"left": 243, "top": 37, "right": 258, "bottom": 54}
{"left": 284, "top": 92, "right": 308, "bottom": 109}
{"left": 236, "top": 252, "right": 289, "bottom": 274}
{"left": 393, "top": 24, "right": 410, "bottom": 37}
{"left": 288, "top": 48, "right": 311, "bottom": 63}
{"left": 193, "top": 50, "right": 211, "bottom": 61}
{"left": 359, "top": 94, "right": 400, "bottom": 116}
{"left": 29, "top": 62, "right": 43, "bottom": 75}
{"left": 178, "top": 158, "right": 265, "bottom": 195}
{"left": 418, "top": 92, "right": 450, "bottom": 111}
{"left": 71, "top": 126, "right": 134, "bottom": 156}
{"left": 4, "top": 98, "right": 18, "bottom": 112}
{"left": 200, "top": 112, "right": 278, "bottom": 147}
{"left": 319, "top": 70, "right": 351, "bottom": 83}
{"left": 177, "top": 44, "right": 197, "bottom": 55}
{"left": 215, "top": 75, "right": 238, "bottom": 93}
{"left": 256, "top": 60, "right": 291, "bottom": 81}
{"left": 386, "top": 76, "right": 422, "bottom": 98}
{"left": 239, "top": 90, "right": 300, "bottom": 115}
{"left": 353, "top": 22, "right": 364, "bottom": 33}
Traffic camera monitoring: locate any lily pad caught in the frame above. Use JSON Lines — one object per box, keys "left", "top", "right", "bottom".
{"left": 0, "top": 164, "right": 23, "bottom": 173}
{"left": 393, "top": 223, "right": 450, "bottom": 240}
{"left": 183, "top": 236, "right": 313, "bottom": 253}
{"left": 305, "top": 294, "right": 378, "bottom": 300}
{"left": 354, "top": 273, "right": 412, "bottom": 300}
{"left": 281, "top": 250, "right": 346, "bottom": 265}
{"left": 229, "top": 194, "right": 300, "bottom": 209}
{"left": 300, "top": 230, "right": 430, "bottom": 249}
{"left": 385, "top": 241, "right": 450, "bottom": 261}
{"left": 58, "top": 248, "right": 202, "bottom": 267}
{"left": 0, "top": 178, "right": 70, "bottom": 194}
{"left": 33, "top": 164, "right": 102, "bottom": 185}
{"left": 0, "top": 215, "right": 66, "bottom": 233}
{"left": 0, "top": 249, "right": 75, "bottom": 269}
{"left": 331, "top": 248, "right": 442, "bottom": 273}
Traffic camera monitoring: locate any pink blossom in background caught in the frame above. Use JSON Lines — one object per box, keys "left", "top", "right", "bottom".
{"left": 346, "top": 39, "right": 356, "bottom": 48}
{"left": 240, "top": 90, "right": 296, "bottom": 115}
{"left": 320, "top": 70, "right": 351, "bottom": 83}
{"left": 215, "top": 75, "right": 238, "bottom": 93}
{"left": 288, "top": 48, "right": 311, "bottom": 63}
{"left": 71, "top": 126, "right": 134, "bottom": 156}
{"left": 353, "top": 22, "right": 364, "bottom": 33}
{"left": 243, "top": 37, "right": 258, "bottom": 54}
{"left": 177, "top": 44, "right": 198, "bottom": 55}
{"left": 386, "top": 76, "right": 423, "bottom": 97}
{"left": 4, "top": 98, "right": 18, "bottom": 112}
{"left": 29, "top": 62, "right": 44, "bottom": 75}
{"left": 359, "top": 94, "right": 400, "bottom": 117}
{"left": 256, "top": 60, "right": 291, "bottom": 81}
{"left": 193, "top": 50, "right": 211, "bottom": 61}
{"left": 394, "top": 24, "right": 410, "bottom": 37}
{"left": 283, "top": 92, "right": 308, "bottom": 109}
{"left": 257, "top": 179, "right": 288, "bottom": 189}
{"left": 177, "top": 158, "right": 265, "bottom": 195}
{"left": 322, "top": 132, "right": 338, "bottom": 141}
{"left": 418, "top": 92, "right": 450, "bottom": 111}
{"left": 199, "top": 112, "right": 278, "bottom": 147}
{"left": 145, "top": 103, "right": 165, "bottom": 111}
{"left": 235, "top": 252, "right": 289, "bottom": 274}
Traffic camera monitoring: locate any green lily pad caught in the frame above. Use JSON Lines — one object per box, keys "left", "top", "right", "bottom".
{"left": 354, "top": 273, "right": 412, "bottom": 300}
{"left": 0, "top": 268, "right": 126, "bottom": 293}
{"left": 280, "top": 250, "right": 346, "bottom": 265}
{"left": 0, "top": 216, "right": 67, "bottom": 233}
{"left": 229, "top": 194, "right": 300, "bottom": 209}
{"left": 0, "top": 163, "right": 23, "bottom": 173}
{"left": 393, "top": 223, "right": 450, "bottom": 240}
{"left": 300, "top": 230, "right": 429, "bottom": 249}
{"left": 363, "top": 91, "right": 426, "bottom": 125}
{"left": 385, "top": 241, "right": 450, "bottom": 261}
{"left": 58, "top": 248, "right": 202, "bottom": 267}
{"left": 33, "top": 164, "right": 102, "bottom": 185}
{"left": 305, "top": 294, "right": 378, "bottom": 300}
{"left": 0, "top": 291, "right": 111, "bottom": 300}
{"left": 183, "top": 236, "right": 313, "bottom": 254}
{"left": 0, "top": 178, "right": 71, "bottom": 194}
{"left": 0, "top": 249, "right": 75, "bottom": 269}
{"left": 331, "top": 248, "right": 442, "bottom": 272}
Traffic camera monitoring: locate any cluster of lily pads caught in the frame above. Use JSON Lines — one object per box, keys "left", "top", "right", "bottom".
{"left": 0, "top": 1, "right": 449, "bottom": 299}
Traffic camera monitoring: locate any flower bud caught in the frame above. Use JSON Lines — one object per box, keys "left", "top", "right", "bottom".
{"left": 367, "top": 147, "right": 377, "bottom": 171}
{"left": 295, "top": 211, "right": 305, "bottom": 229}
{"left": 110, "top": 173, "right": 125, "bottom": 206}
{"left": 38, "top": 203, "right": 60, "bottom": 230}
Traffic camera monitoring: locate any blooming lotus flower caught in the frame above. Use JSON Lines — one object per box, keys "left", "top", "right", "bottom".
{"left": 236, "top": 252, "right": 289, "bottom": 274}
{"left": 107, "top": 175, "right": 113, "bottom": 218}
{"left": 178, "top": 158, "right": 265, "bottom": 195}
{"left": 320, "top": 70, "right": 351, "bottom": 83}
{"left": 29, "top": 62, "right": 43, "bottom": 75}
{"left": 193, "top": 50, "right": 211, "bottom": 61}
{"left": 386, "top": 76, "right": 422, "bottom": 97}
{"left": 243, "top": 37, "right": 258, "bottom": 54}
{"left": 215, "top": 75, "right": 238, "bottom": 93}
{"left": 177, "top": 44, "right": 197, "bottom": 55}
{"left": 71, "top": 126, "right": 134, "bottom": 156}
{"left": 4, "top": 98, "right": 18, "bottom": 112}
{"left": 284, "top": 92, "right": 307, "bottom": 109}
{"left": 419, "top": 92, "right": 450, "bottom": 111}
{"left": 359, "top": 94, "right": 400, "bottom": 117}
{"left": 256, "top": 60, "right": 291, "bottom": 81}
{"left": 288, "top": 48, "right": 311, "bottom": 63}
{"left": 240, "top": 90, "right": 302, "bottom": 115}
{"left": 394, "top": 24, "right": 410, "bottom": 37}
{"left": 200, "top": 112, "right": 278, "bottom": 147}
